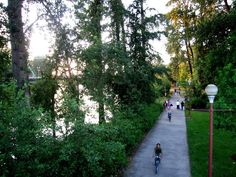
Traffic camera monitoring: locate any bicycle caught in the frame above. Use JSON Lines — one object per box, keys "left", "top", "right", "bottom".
{"left": 154, "top": 156, "right": 161, "bottom": 174}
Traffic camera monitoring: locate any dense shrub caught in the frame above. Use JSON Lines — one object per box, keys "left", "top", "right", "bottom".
{"left": 191, "top": 95, "right": 207, "bottom": 109}
{"left": 215, "top": 113, "right": 236, "bottom": 132}
{"left": 0, "top": 83, "right": 48, "bottom": 176}
{"left": 214, "top": 106, "right": 236, "bottom": 134}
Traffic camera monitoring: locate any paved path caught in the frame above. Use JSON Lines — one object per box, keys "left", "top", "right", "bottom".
{"left": 123, "top": 94, "right": 191, "bottom": 177}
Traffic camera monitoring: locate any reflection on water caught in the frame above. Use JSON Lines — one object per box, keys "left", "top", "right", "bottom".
{"left": 54, "top": 84, "right": 113, "bottom": 137}
{"left": 81, "top": 94, "right": 113, "bottom": 124}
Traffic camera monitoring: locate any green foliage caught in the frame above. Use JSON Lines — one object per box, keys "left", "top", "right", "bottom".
{"left": 214, "top": 64, "right": 236, "bottom": 133}
{"left": 216, "top": 63, "right": 236, "bottom": 109}
{"left": 0, "top": 82, "right": 45, "bottom": 176}
{"left": 166, "top": 1, "right": 236, "bottom": 108}
{"left": 187, "top": 111, "right": 236, "bottom": 177}
{"left": 194, "top": 4, "right": 236, "bottom": 133}
{"left": 154, "top": 70, "right": 171, "bottom": 97}
{"left": 31, "top": 78, "right": 58, "bottom": 112}
{"left": 116, "top": 0, "right": 164, "bottom": 105}
{"left": 195, "top": 5, "right": 236, "bottom": 87}
{"left": 190, "top": 95, "right": 207, "bottom": 109}
{"left": 69, "top": 124, "right": 127, "bottom": 177}
{"left": 215, "top": 112, "right": 236, "bottom": 133}
{"left": 112, "top": 102, "right": 163, "bottom": 154}
{"left": 166, "top": 0, "right": 196, "bottom": 81}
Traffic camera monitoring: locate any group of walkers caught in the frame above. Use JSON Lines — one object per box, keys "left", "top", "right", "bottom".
{"left": 163, "top": 98, "right": 185, "bottom": 122}
{"left": 176, "top": 99, "right": 185, "bottom": 110}
{"left": 163, "top": 99, "right": 185, "bottom": 111}
{"left": 174, "top": 88, "right": 180, "bottom": 96}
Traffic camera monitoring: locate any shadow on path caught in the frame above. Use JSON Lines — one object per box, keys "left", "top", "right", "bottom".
{"left": 123, "top": 95, "right": 191, "bottom": 177}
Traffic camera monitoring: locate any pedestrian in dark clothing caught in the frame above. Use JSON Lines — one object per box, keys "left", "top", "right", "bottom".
{"left": 163, "top": 100, "right": 168, "bottom": 109}
{"left": 181, "top": 101, "right": 185, "bottom": 110}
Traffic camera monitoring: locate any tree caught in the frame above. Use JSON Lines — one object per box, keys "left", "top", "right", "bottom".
{"left": 126, "top": 0, "right": 162, "bottom": 104}
{"left": 166, "top": 0, "right": 197, "bottom": 80}
{"left": 31, "top": 0, "right": 81, "bottom": 135}
{"left": 31, "top": 62, "right": 58, "bottom": 137}
{"left": 195, "top": 1, "right": 236, "bottom": 88}
{"left": 109, "top": 0, "right": 127, "bottom": 51}
{"left": 7, "top": 0, "right": 29, "bottom": 94}
{"left": 75, "top": 0, "right": 107, "bottom": 124}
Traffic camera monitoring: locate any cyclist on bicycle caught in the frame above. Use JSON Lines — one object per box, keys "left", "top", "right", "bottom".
{"left": 154, "top": 143, "right": 162, "bottom": 165}
{"left": 167, "top": 102, "right": 173, "bottom": 122}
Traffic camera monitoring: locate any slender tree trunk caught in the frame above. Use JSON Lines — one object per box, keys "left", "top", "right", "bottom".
{"left": 121, "top": 20, "right": 126, "bottom": 52}
{"left": 51, "top": 95, "right": 56, "bottom": 138}
{"left": 7, "top": 0, "right": 29, "bottom": 94}
{"left": 115, "top": 25, "right": 120, "bottom": 42}
{"left": 98, "top": 98, "right": 105, "bottom": 124}
{"left": 188, "top": 42, "right": 194, "bottom": 61}
{"left": 184, "top": 39, "right": 193, "bottom": 78}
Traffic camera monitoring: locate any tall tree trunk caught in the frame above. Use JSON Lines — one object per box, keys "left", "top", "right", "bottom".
{"left": 183, "top": 4, "right": 193, "bottom": 79}
{"left": 140, "top": 0, "right": 146, "bottom": 60}
{"left": 7, "top": 0, "right": 29, "bottom": 94}
{"left": 91, "top": 0, "right": 105, "bottom": 124}
{"left": 97, "top": 48, "right": 105, "bottom": 124}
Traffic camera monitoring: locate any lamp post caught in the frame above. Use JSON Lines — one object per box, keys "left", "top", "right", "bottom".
{"left": 205, "top": 84, "right": 218, "bottom": 177}
{"left": 188, "top": 79, "right": 191, "bottom": 86}
{"left": 186, "top": 79, "right": 192, "bottom": 118}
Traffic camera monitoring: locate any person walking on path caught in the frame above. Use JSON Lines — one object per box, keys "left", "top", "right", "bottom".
{"left": 163, "top": 100, "right": 168, "bottom": 109}
{"left": 176, "top": 99, "right": 180, "bottom": 109}
{"left": 181, "top": 101, "right": 185, "bottom": 110}
{"left": 123, "top": 95, "right": 191, "bottom": 177}
{"left": 167, "top": 101, "right": 173, "bottom": 122}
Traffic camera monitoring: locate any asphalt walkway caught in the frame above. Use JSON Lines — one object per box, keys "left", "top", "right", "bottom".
{"left": 123, "top": 94, "right": 191, "bottom": 177}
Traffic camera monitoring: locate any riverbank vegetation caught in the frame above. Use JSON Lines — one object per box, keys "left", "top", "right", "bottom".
{"left": 0, "top": 83, "right": 163, "bottom": 176}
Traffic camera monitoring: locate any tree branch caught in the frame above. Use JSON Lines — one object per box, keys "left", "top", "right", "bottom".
{"left": 223, "top": 0, "right": 230, "bottom": 12}
{"left": 24, "top": 13, "right": 44, "bottom": 33}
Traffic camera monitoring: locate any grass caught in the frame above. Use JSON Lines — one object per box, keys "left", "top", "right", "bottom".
{"left": 186, "top": 111, "right": 236, "bottom": 177}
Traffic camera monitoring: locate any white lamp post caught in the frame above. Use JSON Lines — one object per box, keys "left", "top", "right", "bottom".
{"left": 205, "top": 84, "right": 218, "bottom": 177}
